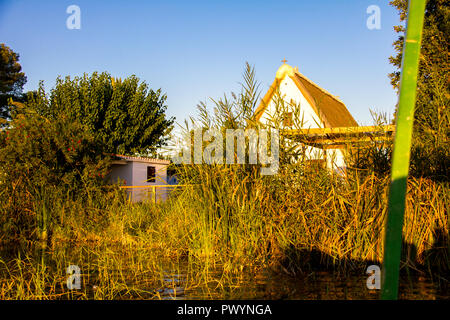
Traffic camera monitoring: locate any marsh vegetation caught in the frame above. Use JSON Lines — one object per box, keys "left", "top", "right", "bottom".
{"left": 0, "top": 65, "right": 448, "bottom": 300}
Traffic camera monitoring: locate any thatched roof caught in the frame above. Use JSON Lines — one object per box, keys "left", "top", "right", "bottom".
{"left": 255, "top": 64, "right": 358, "bottom": 128}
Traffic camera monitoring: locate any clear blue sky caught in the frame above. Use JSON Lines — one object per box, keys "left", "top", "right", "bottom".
{"left": 0, "top": 0, "right": 401, "bottom": 126}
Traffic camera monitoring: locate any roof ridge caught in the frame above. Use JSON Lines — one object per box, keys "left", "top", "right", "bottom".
{"left": 293, "top": 70, "right": 345, "bottom": 105}
{"left": 113, "top": 154, "right": 171, "bottom": 163}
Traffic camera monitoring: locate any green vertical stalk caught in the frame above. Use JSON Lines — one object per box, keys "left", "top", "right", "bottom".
{"left": 381, "top": 0, "right": 426, "bottom": 300}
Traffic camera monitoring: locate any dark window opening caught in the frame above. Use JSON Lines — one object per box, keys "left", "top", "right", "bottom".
{"left": 147, "top": 166, "right": 156, "bottom": 183}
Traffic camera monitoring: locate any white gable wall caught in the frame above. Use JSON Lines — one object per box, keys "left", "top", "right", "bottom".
{"left": 260, "top": 75, "right": 324, "bottom": 161}
{"left": 260, "top": 75, "right": 323, "bottom": 129}
{"left": 260, "top": 75, "right": 347, "bottom": 171}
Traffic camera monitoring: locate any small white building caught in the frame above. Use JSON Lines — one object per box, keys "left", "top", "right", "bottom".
{"left": 255, "top": 62, "right": 358, "bottom": 172}
{"left": 107, "top": 154, "right": 172, "bottom": 202}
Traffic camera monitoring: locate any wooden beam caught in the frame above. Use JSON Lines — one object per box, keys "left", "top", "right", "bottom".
{"left": 300, "top": 135, "right": 392, "bottom": 144}
{"left": 282, "top": 125, "right": 395, "bottom": 136}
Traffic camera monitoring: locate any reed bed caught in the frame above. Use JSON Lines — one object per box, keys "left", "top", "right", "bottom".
{"left": 1, "top": 167, "right": 446, "bottom": 299}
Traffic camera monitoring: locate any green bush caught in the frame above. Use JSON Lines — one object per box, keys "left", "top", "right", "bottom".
{"left": 0, "top": 107, "right": 113, "bottom": 240}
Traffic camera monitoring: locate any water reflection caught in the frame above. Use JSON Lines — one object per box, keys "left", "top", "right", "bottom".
{"left": 0, "top": 243, "right": 447, "bottom": 300}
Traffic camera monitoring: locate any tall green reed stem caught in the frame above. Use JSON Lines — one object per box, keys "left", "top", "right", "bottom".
{"left": 381, "top": 0, "right": 426, "bottom": 300}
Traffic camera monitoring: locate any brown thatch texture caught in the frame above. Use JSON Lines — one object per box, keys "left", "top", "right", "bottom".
{"left": 292, "top": 72, "right": 358, "bottom": 128}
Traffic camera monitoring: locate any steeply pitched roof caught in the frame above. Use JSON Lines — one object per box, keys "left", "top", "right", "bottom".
{"left": 255, "top": 64, "right": 358, "bottom": 128}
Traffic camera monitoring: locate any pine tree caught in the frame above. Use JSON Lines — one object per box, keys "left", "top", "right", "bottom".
{"left": 0, "top": 43, "right": 27, "bottom": 124}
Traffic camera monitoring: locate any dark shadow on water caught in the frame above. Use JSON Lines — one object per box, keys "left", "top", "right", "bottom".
{"left": 275, "top": 226, "right": 449, "bottom": 299}
{"left": 0, "top": 227, "right": 448, "bottom": 300}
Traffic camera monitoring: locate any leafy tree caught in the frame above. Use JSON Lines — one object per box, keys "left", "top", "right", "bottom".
{"left": 0, "top": 43, "right": 27, "bottom": 124}
{"left": 389, "top": 0, "right": 449, "bottom": 180}
{"left": 24, "top": 72, "right": 174, "bottom": 155}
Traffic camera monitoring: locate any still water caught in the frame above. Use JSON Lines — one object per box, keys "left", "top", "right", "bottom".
{"left": 0, "top": 243, "right": 447, "bottom": 300}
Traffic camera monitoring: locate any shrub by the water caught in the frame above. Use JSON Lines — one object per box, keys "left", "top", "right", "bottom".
{"left": 0, "top": 105, "right": 116, "bottom": 240}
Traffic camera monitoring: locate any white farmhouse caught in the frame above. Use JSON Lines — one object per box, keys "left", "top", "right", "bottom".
{"left": 255, "top": 62, "right": 358, "bottom": 172}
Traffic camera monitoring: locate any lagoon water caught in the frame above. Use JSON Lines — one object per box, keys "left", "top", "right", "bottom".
{"left": 0, "top": 243, "right": 447, "bottom": 300}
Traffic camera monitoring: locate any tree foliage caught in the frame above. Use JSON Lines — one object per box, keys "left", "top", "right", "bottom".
{"left": 24, "top": 72, "right": 174, "bottom": 155}
{"left": 0, "top": 43, "right": 27, "bottom": 123}
{"left": 389, "top": 0, "right": 449, "bottom": 180}
{"left": 0, "top": 105, "right": 112, "bottom": 238}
